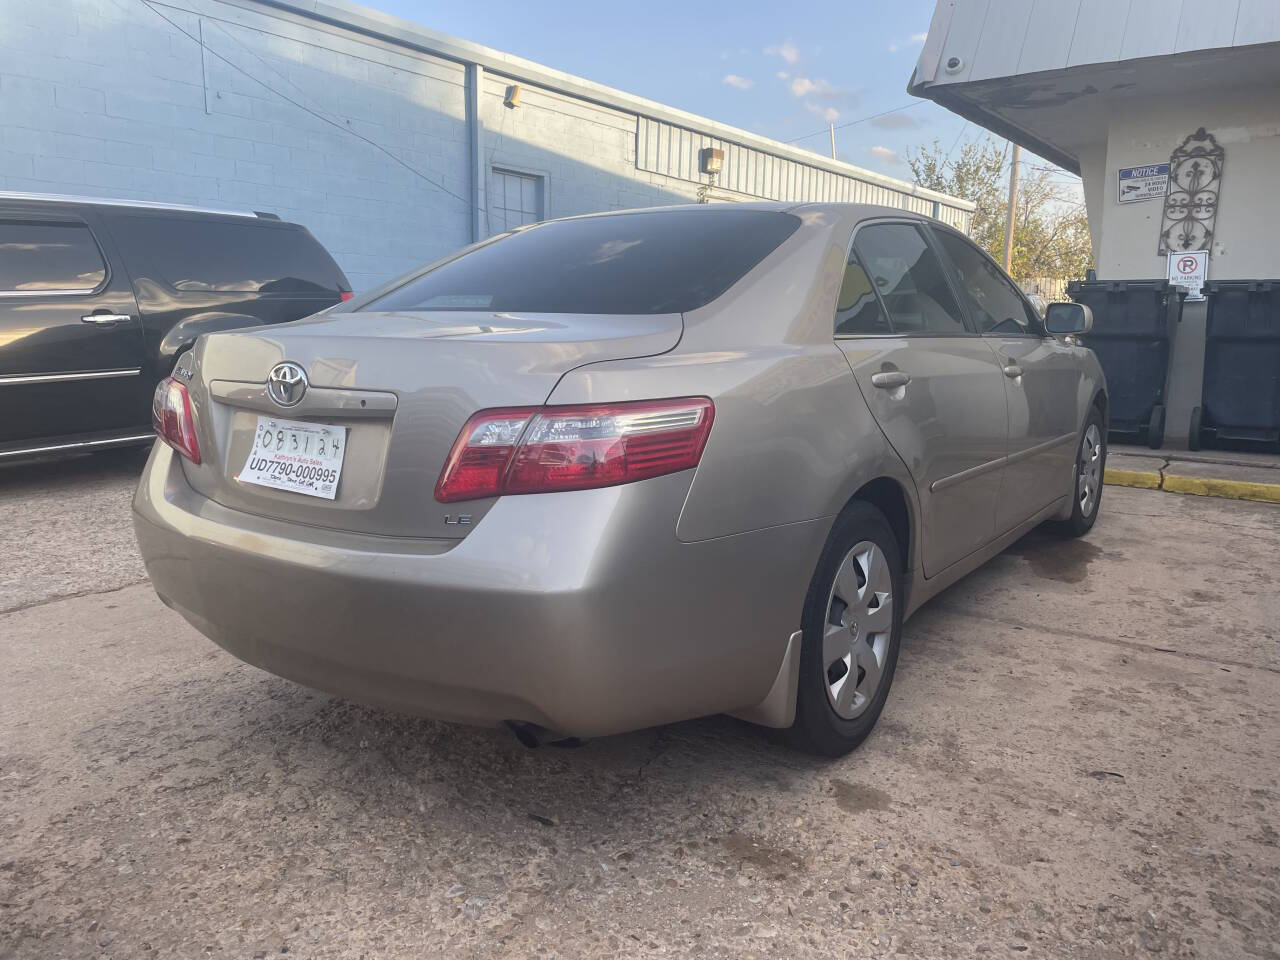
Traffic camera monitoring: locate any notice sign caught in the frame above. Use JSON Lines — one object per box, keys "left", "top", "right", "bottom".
{"left": 1118, "top": 163, "right": 1170, "bottom": 203}
{"left": 1167, "top": 249, "right": 1208, "bottom": 301}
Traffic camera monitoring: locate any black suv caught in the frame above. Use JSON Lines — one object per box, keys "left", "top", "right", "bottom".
{"left": 0, "top": 192, "right": 351, "bottom": 462}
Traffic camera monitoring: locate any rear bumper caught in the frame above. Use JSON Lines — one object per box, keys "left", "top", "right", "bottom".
{"left": 133, "top": 444, "right": 829, "bottom": 737}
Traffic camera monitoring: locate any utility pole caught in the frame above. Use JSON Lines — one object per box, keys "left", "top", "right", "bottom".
{"left": 829, "top": 123, "right": 836, "bottom": 160}
{"left": 1002, "top": 143, "right": 1020, "bottom": 271}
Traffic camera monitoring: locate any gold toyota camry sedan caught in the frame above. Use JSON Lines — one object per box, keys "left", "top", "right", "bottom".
{"left": 135, "top": 203, "right": 1106, "bottom": 755}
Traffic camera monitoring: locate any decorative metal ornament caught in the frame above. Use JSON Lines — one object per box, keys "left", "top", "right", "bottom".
{"left": 1158, "top": 127, "right": 1224, "bottom": 256}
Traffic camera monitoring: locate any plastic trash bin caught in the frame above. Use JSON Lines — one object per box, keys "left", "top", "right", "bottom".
{"left": 1193, "top": 281, "right": 1280, "bottom": 451}
{"left": 1068, "top": 280, "right": 1184, "bottom": 448}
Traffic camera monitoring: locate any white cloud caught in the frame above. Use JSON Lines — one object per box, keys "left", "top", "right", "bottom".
{"left": 765, "top": 41, "right": 799, "bottom": 64}
{"left": 870, "top": 145, "right": 902, "bottom": 165}
{"left": 910, "top": 32, "right": 928, "bottom": 44}
{"left": 888, "top": 42, "right": 900, "bottom": 53}
{"left": 722, "top": 74, "right": 754, "bottom": 91}
{"left": 776, "top": 70, "right": 790, "bottom": 80}
{"left": 790, "top": 76, "right": 817, "bottom": 97}
{"left": 806, "top": 102, "right": 840, "bottom": 123}
{"left": 788, "top": 76, "right": 860, "bottom": 108}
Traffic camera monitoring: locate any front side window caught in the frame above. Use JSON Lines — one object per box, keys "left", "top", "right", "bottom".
{"left": 365, "top": 209, "right": 802, "bottom": 315}
{"left": 852, "top": 223, "right": 967, "bottom": 335}
{"left": 834, "top": 256, "right": 890, "bottom": 335}
{"left": 933, "top": 229, "right": 1041, "bottom": 336}
{"left": 0, "top": 220, "right": 106, "bottom": 293}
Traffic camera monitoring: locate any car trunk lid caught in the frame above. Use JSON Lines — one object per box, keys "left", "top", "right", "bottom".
{"left": 178, "top": 309, "right": 682, "bottom": 538}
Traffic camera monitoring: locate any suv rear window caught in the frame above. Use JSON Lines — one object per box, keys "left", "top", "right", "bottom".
{"left": 114, "top": 216, "right": 344, "bottom": 295}
{"left": 0, "top": 220, "right": 106, "bottom": 292}
{"left": 363, "top": 209, "right": 801, "bottom": 315}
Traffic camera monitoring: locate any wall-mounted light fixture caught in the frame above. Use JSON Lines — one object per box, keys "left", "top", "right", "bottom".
{"left": 700, "top": 147, "right": 724, "bottom": 176}
{"left": 504, "top": 84, "right": 522, "bottom": 108}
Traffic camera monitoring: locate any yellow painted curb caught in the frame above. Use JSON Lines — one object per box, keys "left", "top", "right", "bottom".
{"left": 1163, "top": 473, "right": 1280, "bottom": 504}
{"left": 1104, "top": 468, "right": 1162, "bottom": 490}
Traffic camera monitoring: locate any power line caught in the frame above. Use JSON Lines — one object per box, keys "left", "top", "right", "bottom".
{"left": 133, "top": 0, "right": 477, "bottom": 213}
{"left": 783, "top": 100, "right": 927, "bottom": 145}
{"left": 942, "top": 120, "right": 969, "bottom": 167}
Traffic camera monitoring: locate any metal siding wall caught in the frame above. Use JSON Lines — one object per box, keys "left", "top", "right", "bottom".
{"left": 633, "top": 116, "right": 969, "bottom": 228}
{"left": 1235, "top": 0, "right": 1280, "bottom": 44}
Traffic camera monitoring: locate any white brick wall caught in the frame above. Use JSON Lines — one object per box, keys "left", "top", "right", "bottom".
{"left": 0, "top": 0, "right": 476, "bottom": 291}
{"left": 0, "top": 0, "right": 969, "bottom": 291}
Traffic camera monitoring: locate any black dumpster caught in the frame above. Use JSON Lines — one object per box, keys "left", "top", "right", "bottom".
{"left": 1068, "top": 280, "right": 1184, "bottom": 448}
{"left": 1193, "top": 281, "right": 1280, "bottom": 451}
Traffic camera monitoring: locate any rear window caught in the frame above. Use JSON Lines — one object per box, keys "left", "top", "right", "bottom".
{"left": 363, "top": 209, "right": 801, "bottom": 315}
{"left": 0, "top": 220, "right": 106, "bottom": 292}
{"left": 114, "top": 215, "right": 345, "bottom": 295}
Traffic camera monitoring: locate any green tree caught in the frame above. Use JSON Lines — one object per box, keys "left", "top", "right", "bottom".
{"left": 907, "top": 137, "right": 1093, "bottom": 285}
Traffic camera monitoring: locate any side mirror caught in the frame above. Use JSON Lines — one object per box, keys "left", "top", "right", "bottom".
{"left": 1045, "top": 302, "right": 1092, "bottom": 336}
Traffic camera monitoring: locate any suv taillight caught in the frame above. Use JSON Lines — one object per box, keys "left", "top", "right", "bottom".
{"left": 152, "top": 376, "right": 202, "bottom": 464}
{"left": 435, "top": 398, "right": 714, "bottom": 503}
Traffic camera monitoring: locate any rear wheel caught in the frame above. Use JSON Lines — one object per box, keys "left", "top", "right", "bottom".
{"left": 1053, "top": 408, "right": 1106, "bottom": 538}
{"left": 789, "top": 503, "right": 903, "bottom": 757}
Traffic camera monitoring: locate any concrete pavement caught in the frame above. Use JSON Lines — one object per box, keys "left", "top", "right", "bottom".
{"left": 1, "top": 453, "right": 1278, "bottom": 959}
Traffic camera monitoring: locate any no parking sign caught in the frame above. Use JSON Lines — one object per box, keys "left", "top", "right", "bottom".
{"left": 1167, "top": 249, "right": 1208, "bottom": 301}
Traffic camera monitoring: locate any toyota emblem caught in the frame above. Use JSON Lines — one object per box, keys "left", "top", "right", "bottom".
{"left": 266, "top": 362, "right": 308, "bottom": 407}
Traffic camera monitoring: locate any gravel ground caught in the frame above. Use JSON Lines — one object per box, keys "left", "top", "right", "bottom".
{"left": 1, "top": 453, "right": 1278, "bottom": 959}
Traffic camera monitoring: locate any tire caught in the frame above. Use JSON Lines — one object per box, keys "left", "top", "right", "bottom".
{"left": 1188, "top": 406, "right": 1202, "bottom": 451}
{"left": 1147, "top": 404, "right": 1165, "bottom": 449}
{"left": 788, "top": 502, "right": 904, "bottom": 757}
{"left": 1052, "top": 406, "right": 1106, "bottom": 538}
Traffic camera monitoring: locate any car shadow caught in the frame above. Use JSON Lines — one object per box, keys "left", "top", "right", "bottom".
{"left": 0, "top": 445, "right": 150, "bottom": 494}
{"left": 102, "top": 662, "right": 857, "bottom": 859}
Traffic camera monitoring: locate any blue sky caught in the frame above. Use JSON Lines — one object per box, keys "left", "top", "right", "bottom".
{"left": 371, "top": 0, "right": 976, "bottom": 179}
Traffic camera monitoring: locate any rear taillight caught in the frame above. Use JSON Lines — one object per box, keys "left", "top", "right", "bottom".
{"left": 152, "top": 376, "right": 202, "bottom": 464}
{"left": 435, "top": 398, "right": 714, "bottom": 503}
{"left": 339, "top": 291, "right": 354, "bottom": 302}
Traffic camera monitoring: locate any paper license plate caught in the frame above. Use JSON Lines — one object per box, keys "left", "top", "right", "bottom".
{"left": 238, "top": 415, "right": 346, "bottom": 500}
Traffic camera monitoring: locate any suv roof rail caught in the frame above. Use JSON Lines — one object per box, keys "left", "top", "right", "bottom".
{"left": 0, "top": 190, "right": 262, "bottom": 219}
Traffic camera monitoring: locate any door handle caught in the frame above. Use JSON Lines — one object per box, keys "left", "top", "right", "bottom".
{"left": 1003, "top": 364, "right": 1023, "bottom": 379}
{"left": 870, "top": 371, "right": 911, "bottom": 389}
{"left": 81, "top": 313, "right": 132, "bottom": 326}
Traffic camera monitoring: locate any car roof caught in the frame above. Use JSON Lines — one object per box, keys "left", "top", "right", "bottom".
{"left": 0, "top": 190, "right": 282, "bottom": 223}
{"left": 519, "top": 200, "right": 934, "bottom": 229}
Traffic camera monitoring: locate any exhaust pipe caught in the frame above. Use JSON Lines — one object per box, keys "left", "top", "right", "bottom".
{"left": 504, "top": 720, "right": 585, "bottom": 749}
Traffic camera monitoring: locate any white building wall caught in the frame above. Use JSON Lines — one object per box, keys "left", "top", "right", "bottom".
{"left": 0, "top": 0, "right": 972, "bottom": 293}
{"left": 1086, "top": 89, "right": 1280, "bottom": 281}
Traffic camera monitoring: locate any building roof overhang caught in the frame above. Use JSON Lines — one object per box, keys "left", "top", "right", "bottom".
{"left": 908, "top": 41, "right": 1280, "bottom": 175}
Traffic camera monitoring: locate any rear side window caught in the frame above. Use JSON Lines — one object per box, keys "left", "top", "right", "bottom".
{"left": 364, "top": 209, "right": 802, "bottom": 315}
{"left": 933, "top": 229, "right": 1041, "bottom": 336}
{"left": 114, "top": 216, "right": 344, "bottom": 295}
{"left": 852, "top": 223, "right": 967, "bottom": 335}
{"left": 0, "top": 220, "right": 106, "bottom": 292}
{"left": 834, "top": 257, "right": 890, "bottom": 335}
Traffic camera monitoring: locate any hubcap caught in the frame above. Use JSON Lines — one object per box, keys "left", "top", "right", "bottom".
{"left": 823, "top": 541, "right": 893, "bottom": 720}
{"left": 1077, "top": 423, "right": 1104, "bottom": 516}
